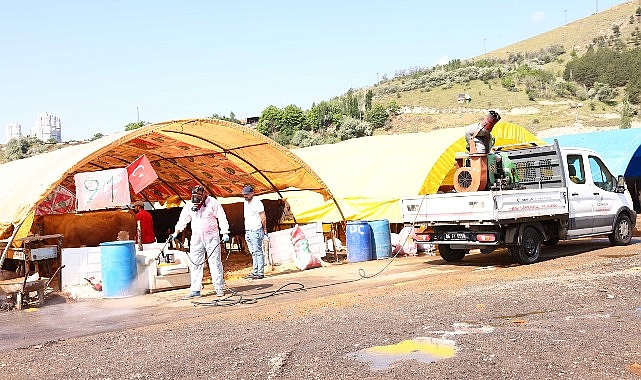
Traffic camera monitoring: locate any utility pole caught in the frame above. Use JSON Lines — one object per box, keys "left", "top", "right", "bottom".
{"left": 483, "top": 38, "right": 487, "bottom": 57}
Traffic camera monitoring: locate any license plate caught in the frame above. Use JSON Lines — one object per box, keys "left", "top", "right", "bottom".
{"left": 444, "top": 232, "right": 467, "bottom": 240}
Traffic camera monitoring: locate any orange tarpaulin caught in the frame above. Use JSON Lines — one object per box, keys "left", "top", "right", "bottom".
{"left": 0, "top": 119, "right": 339, "bottom": 240}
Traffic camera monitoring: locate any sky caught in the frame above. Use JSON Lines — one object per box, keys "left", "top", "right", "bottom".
{"left": 0, "top": 0, "right": 629, "bottom": 142}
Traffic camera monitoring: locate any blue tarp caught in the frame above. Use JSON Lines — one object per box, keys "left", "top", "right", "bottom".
{"left": 544, "top": 129, "right": 641, "bottom": 177}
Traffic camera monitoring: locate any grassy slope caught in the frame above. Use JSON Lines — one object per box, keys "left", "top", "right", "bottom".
{"left": 373, "top": 1, "right": 639, "bottom": 136}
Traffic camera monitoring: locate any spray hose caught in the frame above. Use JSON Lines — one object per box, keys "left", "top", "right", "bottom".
{"left": 191, "top": 197, "right": 432, "bottom": 308}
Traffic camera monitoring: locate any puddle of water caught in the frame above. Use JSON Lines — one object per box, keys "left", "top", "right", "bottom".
{"left": 347, "top": 337, "right": 456, "bottom": 370}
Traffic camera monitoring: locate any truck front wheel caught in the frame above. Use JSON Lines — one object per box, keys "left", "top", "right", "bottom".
{"left": 438, "top": 245, "right": 467, "bottom": 262}
{"left": 509, "top": 227, "right": 542, "bottom": 264}
{"left": 608, "top": 214, "right": 632, "bottom": 246}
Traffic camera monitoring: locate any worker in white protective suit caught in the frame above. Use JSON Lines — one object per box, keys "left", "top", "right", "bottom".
{"left": 172, "top": 185, "right": 230, "bottom": 299}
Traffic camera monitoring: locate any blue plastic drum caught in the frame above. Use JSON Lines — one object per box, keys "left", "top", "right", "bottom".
{"left": 100, "top": 240, "right": 137, "bottom": 298}
{"left": 346, "top": 221, "right": 373, "bottom": 262}
{"left": 369, "top": 219, "right": 392, "bottom": 259}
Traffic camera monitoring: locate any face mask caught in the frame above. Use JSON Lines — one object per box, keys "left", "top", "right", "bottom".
{"left": 191, "top": 193, "right": 204, "bottom": 211}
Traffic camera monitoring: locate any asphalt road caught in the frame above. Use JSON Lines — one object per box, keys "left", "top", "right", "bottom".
{"left": 0, "top": 237, "right": 640, "bottom": 379}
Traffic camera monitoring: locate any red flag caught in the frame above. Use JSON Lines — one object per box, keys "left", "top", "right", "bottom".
{"left": 127, "top": 154, "right": 158, "bottom": 194}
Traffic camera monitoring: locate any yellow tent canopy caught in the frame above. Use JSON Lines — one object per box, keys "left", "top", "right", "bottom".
{"left": 290, "top": 122, "right": 543, "bottom": 223}
{"left": 0, "top": 119, "right": 339, "bottom": 239}
{"left": 422, "top": 122, "right": 545, "bottom": 194}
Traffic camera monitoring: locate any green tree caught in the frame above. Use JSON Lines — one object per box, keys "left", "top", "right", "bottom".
{"left": 341, "top": 89, "right": 360, "bottom": 119}
{"left": 589, "top": 82, "right": 617, "bottom": 103}
{"left": 386, "top": 100, "right": 401, "bottom": 116}
{"left": 212, "top": 112, "right": 241, "bottom": 124}
{"left": 256, "top": 106, "right": 282, "bottom": 137}
{"left": 291, "top": 130, "right": 312, "bottom": 147}
{"left": 315, "top": 100, "right": 342, "bottom": 129}
{"left": 124, "top": 121, "right": 149, "bottom": 131}
{"left": 337, "top": 117, "right": 372, "bottom": 141}
{"left": 3, "top": 136, "right": 48, "bottom": 161}
{"left": 303, "top": 106, "right": 320, "bottom": 132}
{"left": 90, "top": 133, "right": 104, "bottom": 141}
{"left": 620, "top": 99, "right": 633, "bottom": 129}
{"left": 626, "top": 74, "right": 641, "bottom": 104}
{"left": 4, "top": 138, "right": 30, "bottom": 161}
{"left": 365, "top": 90, "right": 373, "bottom": 111}
{"left": 280, "top": 104, "right": 306, "bottom": 137}
{"left": 364, "top": 104, "right": 388, "bottom": 129}
{"left": 631, "top": 27, "right": 641, "bottom": 47}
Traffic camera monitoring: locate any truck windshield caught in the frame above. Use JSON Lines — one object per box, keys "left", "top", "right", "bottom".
{"left": 589, "top": 155, "right": 615, "bottom": 191}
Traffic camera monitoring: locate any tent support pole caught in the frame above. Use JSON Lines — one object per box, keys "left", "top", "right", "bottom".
{"left": 332, "top": 198, "right": 346, "bottom": 222}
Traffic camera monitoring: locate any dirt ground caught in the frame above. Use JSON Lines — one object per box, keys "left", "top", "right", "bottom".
{"left": 0, "top": 237, "right": 640, "bottom": 379}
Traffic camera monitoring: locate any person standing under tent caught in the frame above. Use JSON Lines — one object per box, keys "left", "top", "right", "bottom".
{"left": 242, "top": 185, "right": 267, "bottom": 280}
{"left": 172, "top": 185, "right": 230, "bottom": 299}
{"left": 133, "top": 201, "right": 156, "bottom": 244}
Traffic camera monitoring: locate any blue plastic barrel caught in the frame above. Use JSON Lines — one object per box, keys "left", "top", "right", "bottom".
{"left": 369, "top": 219, "right": 392, "bottom": 259}
{"left": 346, "top": 221, "right": 373, "bottom": 262}
{"left": 100, "top": 240, "right": 137, "bottom": 298}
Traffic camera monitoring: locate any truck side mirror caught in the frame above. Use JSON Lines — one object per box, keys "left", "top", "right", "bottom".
{"left": 616, "top": 175, "right": 626, "bottom": 193}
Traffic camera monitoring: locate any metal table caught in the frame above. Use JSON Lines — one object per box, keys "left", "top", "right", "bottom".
{"left": 0, "top": 234, "right": 63, "bottom": 310}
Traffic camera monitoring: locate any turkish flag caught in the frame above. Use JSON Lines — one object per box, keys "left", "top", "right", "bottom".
{"left": 127, "top": 154, "right": 158, "bottom": 194}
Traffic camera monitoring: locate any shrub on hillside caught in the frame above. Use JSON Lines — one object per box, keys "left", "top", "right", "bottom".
{"left": 337, "top": 117, "right": 372, "bottom": 141}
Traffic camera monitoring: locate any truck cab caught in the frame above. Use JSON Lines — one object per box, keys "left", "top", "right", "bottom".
{"left": 563, "top": 147, "right": 634, "bottom": 243}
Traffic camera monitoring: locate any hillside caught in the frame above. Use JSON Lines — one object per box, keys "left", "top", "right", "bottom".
{"left": 372, "top": 1, "right": 641, "bottom": 137}
{"left": 3, "top": 2, "right": 641, "bottom": 164}
{"left": 491, "top": 1, "right": 639, "bottom": 60}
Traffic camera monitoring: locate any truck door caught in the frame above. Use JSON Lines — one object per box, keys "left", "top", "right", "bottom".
{"left": 587, "top": 155, "right": 619, "bottom": 234}
{"left": 566, "top": 154, "right": 595, "bottom": 236}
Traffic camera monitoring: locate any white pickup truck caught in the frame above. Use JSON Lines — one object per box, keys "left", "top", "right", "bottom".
{"left": 401, "top": 141, "right": 637, "bottom": 264}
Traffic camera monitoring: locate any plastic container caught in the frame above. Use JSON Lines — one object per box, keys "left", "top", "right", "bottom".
{"left": 100, "top": 240, "right": 138, "bottom": 298}
{"left": 369, "top": 219, "right": 392, "bottom": 259}
{"left": 346, "top": 221, "right": 373, "bottom": 262}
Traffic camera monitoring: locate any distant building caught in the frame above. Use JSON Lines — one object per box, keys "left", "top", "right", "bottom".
{"left": 457, "top": 93, "right": 472, "bottom": 103}
{"left": 244, "top": 116, "right": 259, "bottom": 126}
{"left": 32, "top": 112, "right": 62, "bottom": 142}
{"left": 5, "top": 122, "right": 23, "bottom": 143}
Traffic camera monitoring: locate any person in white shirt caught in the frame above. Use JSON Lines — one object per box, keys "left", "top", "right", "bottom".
{"left": 241, "top": 185, "right": 267, "bottom": 280}
{"left": 172, "top": 185, "right": 230, "bottom": 299}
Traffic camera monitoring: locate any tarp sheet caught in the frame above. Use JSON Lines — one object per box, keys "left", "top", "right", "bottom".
{"left": 290, "top": 122, "right": 543, "bottom": 223}
{"left": 545, "top": 128, "right": 641, "bottom": 177}
{"left": 0, "top": 119, "right": 336, "bottom": 238}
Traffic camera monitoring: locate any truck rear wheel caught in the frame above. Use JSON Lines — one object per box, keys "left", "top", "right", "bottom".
{"left": 608, "top": 214, "right": 632, "bottom": 246}
{"left": 438, "top": 245, "right": 467, "bottom": 262}
{"left": 509, "top": 227, "right": 542, "bottom": 264}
